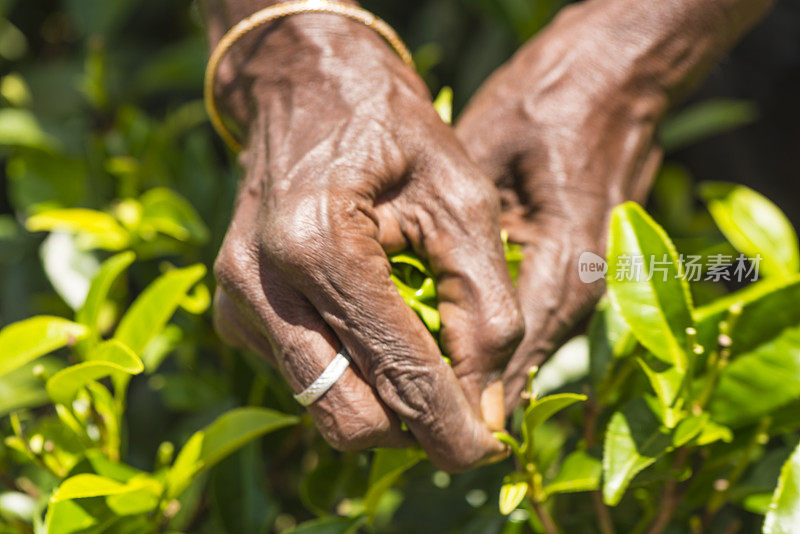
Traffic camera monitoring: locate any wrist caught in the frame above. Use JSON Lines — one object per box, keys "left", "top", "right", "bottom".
{"left": 553, "top": 0, "right": 773, "bottom": 109}
{"left": 208, "top": 3, "right": 425, "bottom": 136}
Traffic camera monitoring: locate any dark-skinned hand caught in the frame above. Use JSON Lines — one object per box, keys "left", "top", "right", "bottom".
{"left": 456, "top": 0, "right": 774, "bottom": 409}
{"left": 205, "top": 2, "right": 524, "bottom": 472}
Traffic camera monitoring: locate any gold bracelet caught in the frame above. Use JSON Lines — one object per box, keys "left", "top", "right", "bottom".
{"left": 204, "top": 0, "right": 415, "bottom": 153}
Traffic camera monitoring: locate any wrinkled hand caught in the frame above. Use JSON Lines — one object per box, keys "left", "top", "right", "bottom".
{"left": 457, "top": 0, "right": 773, "bottom": 409}
{"left": 456, "top": 3, "right": 671, "bottom": 409}
{"left": 211, "top": 14, "right": 523, "bottom": 471}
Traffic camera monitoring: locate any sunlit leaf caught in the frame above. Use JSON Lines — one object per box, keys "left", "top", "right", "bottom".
{"left": 764, "top": 441, "right": 800, "bottom": 534}
{"left": 695, "top": 421, "right": 733, "bottom": 446}
{"left": 433, "top": 86, "right": 453, "bottom": 124}
{"left": 44, "top": 499, "right": 105, "bottom": 534}
{"left": 0, "top": 316, "right": 88, "bottom": 377}
{"left": 525, "top": 393, "right": 585, "bottom": 435}
{"left": 166, "top": 408, "right": 298, "bottom": 498}
{"left": 139, "top": 187, "right": 209, "bottom": 244}
{"left": 0, "top": 491, "right": 36, "bottom": 523}
{"left": 40, "top": 232, "right": 100, "bottom": 310}
{"left": 0, "top": 356, "right": 62, "bottom": 415}
{"left": 606, "top": 202, "right": 693, "bottom": 372}
{"left": 46, "top": 340, "right": 143, "bottom": 405}
{"left": 700, "top": 182, "right": 799, "bottom": 278}
{"left": 51, "top": 473, "right": 159, "bottom": 502}
{"left": 76, "top": 251, "right": 136, "bottom": 349}
{"left": 499, "top": 472, "right": 529, "bottom": 515}
{"left": 114, "top": 263, "right": 205, "bottom": 356}
{"left": 26, "top": 208, "right": 129, "bottom": 250}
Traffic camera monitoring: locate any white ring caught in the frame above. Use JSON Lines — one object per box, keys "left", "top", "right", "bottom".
{"left": 293, "top": 347, "right": 351, "bottom": 406}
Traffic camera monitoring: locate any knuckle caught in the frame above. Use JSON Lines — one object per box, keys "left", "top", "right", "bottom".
{"left": 211, "top": 304, "right": 239, "bottom": 349}
{"left": 482, "top": 305, "right": 526, "bottom": 363}
{"left": 262, "top": 205, "right": 326, "bottom": 271}
{"left": 372, "top": 357, "right": 439, "bottom": 426}
{"left": 319, "top": 405, "right": 391, "bottom": 451}
{"left": 443, "top": 173, "right": 499, "bottom": 218}
{"left": 213, "top": 242, "right": 250, "bottom": 296}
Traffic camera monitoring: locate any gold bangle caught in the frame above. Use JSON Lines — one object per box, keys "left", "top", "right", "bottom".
{"left": 204, "top": 0, "right": 415, "bottom": 153}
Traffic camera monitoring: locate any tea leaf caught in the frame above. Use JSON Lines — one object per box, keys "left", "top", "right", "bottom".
{"left": 76, "top": 251, "right": 135, "bottom": 348}
{"left": 522, "top": 393, "right": 586, "bottom": 454}
{"left": 603, "top": 398, "right": 673, "bottom": 506}
{"left": 0, "top": 316, "right": 88, "bottom": 377}
{"left": 26, "top": 208, "right": 130, "bottom": 250}
{"left": 700, "top": 182, "right": 799, "bottom": 278}
{"left": 710, "top": 324, "right": 800, "bottom": 427}
{"left": 46, "top": 340, "right": 142, "bottom": 405}
{"left": 499, "top": 472, "right": 529, "bottom": 515}
{"left": 166, "top": 407, "right": 298, "bottom": 498}
{"left": 672, "top": 413, "right": 708, "bottom": 447}
{"left": 364, "top": 447, "right": 426, "bottom": 519}
{"left": 660, "top": 99, "right": 757, "bottom": 152}
{"left": 114, "top": 263, "right": 205, "bottom": 357}
{"left": 545, "top": 450, "right": 601, "bottom": 496}
{"left": 139, "top": 187, "right": 209, "bottom": 244}
{"left": 764, "top": 441, "right": 800, "bottom": 534}
{"left": 607, "top": 202, "right": 693, "bottom": 372}
{"left": 637, "top": 356, "right": 685, "bottom": 420}
{"left": 50, "top": 473, "right": 161, "bottom": 502}
{"left": 694, "top": 276, "right": 800, "bottom": 359}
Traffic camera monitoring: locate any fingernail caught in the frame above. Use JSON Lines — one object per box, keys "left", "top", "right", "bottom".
{"left": 477, "top": 443, "right": 511, "bottom": 467}
{"left": 480, "top": 380, "right": 506, "bottom": 432}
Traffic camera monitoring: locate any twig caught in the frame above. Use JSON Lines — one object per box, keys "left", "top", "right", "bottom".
{"left": 583, "top": 390, "right": 616, "bottom": 534}
{"left": 646, "top": 447, "right": 691, "bottom": 534}
{"left": 532, "top": 500, "right": 560, "bottom": 534}
{"left": 703, "top": 418, "right": 770, "bottom": 527}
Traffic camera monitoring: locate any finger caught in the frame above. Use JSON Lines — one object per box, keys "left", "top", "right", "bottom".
{"left": 214, "top": 287, "right": 277, "bottom": 366}
{"left": 215, "top": 189, "right": 412, "bottom": 450}
{"left": 388, "top": 150, "right": 525, "bottom": 430}
{"left": 262, "top": 184, "right": 507, "bottom": 471}
{"left": 502, "top": 146, "right": 663, "bottom": 411}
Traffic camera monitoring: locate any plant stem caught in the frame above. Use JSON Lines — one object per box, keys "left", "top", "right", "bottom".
{"left": 583, "top": 391, "right": 616, "bottom": 534}
{"left": 646, "top": 447, "right": 691, "bottom": 534}
{"left": 592, "top": 491, "right": 616, "bottom": 534}
{"left": 704, "top": 417, "right": 770, "bottom": 523}
{"left": 532, "top": 500, "right": 559, "bottom": 534}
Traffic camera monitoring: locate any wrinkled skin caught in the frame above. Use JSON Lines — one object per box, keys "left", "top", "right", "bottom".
{"left": 456, "top": 0, "right": 774, "bottom": 410}
{"left": 204, "top": 0, "right": 773, "bottom": 469}
{"left": 207, "top": 8, "right": 523, "bottom": 472}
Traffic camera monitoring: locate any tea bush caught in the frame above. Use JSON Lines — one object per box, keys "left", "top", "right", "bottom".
{"left": 1, "top": 1, "right": 798, "bottom": 533}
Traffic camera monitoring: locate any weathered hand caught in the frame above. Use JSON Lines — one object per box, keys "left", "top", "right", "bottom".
{"left": 211, "top": 12, "right": 523, "bottom": 471}
{"left": 456, "top": 0, "right": 773, "bottom": 409}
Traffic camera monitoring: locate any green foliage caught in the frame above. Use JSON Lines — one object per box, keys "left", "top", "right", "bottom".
{"left": 764, "top": 441, "right": 800, "bottom": 534}
{"left": 1, "top": 2, "right": 798, "bottom": 533}
{"left": 700, "top": 182, "right": 800, "bottom": 278}
{"left": 660, "top": 98, "right": 758, "bottom": 152}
